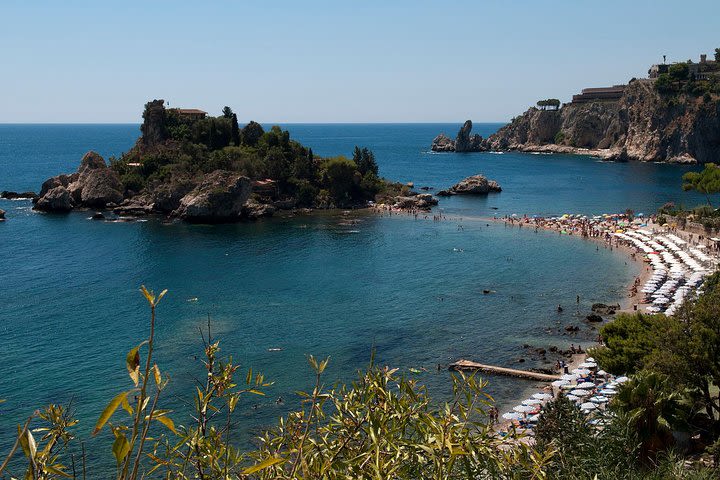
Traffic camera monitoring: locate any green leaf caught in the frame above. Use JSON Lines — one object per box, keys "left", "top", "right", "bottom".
{"left": 242, "top": 456, "right": 285, "bottom": 474}
{"left": 94, "top": 390, "right": 135, "bottom": 435}
{"left": 140, "top": 285, "right": 155, "bottom": 305}
{"left": 112, "top": 433, "right": 131, "bottom": 466}
{"left": 126, "top": 341, "right": 147, "bottom": 387}
{"left": 154, "top": 415, "right": 178, "bottom": 435}
{"left": 152, "top": 364, "right": 161, "bottom": 386}
{"left": 121, "top": 394, "right": 133, "bottom": 415}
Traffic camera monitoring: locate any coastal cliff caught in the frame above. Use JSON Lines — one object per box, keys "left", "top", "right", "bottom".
{"left": 434, "top": 80, "right": 720, "bottom": 163}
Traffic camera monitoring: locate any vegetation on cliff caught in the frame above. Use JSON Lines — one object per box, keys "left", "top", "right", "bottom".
{"left": 109, "top": 100, "right": 395, "bottom": 212}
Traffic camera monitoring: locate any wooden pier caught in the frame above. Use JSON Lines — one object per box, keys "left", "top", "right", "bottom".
{"left": 448, "top": 359, "right": 560, "bottom": 382}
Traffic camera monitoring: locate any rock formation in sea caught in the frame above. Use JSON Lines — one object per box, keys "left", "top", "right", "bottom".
{"left": 434, "top": 78, "right": 720, "bottom": 163}
{"left": 1, "top": 191, "right": 37, "bottom": 200}
{"left": 431, "top": 120, "right": 485, "bottom": 153}
{"left": 437, "top": 175, "right": 501, "bottom": 196}
{"left": 34, "top": 151, "right": 124, "bottom": 212}
{"left": 171, "top": 171, "right": 252, "bottom": 223}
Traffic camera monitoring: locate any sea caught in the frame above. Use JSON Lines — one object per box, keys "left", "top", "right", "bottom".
{"left": 0, "top": 123, "right": 705, "bottom": 471}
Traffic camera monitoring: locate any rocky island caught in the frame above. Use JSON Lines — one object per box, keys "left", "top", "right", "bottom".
{"left": 437, "top": 175, "right": 501, "bottom": 196}
{"left": 432, "top": 52, "right": 720, "bottom": 163}
{"left": 32, "top": 100, "right": 435, "bottom": 222}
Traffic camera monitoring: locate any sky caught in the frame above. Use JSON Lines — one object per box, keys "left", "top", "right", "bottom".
{"left": 1, "top": 0, "right": 719, "bottom": 123}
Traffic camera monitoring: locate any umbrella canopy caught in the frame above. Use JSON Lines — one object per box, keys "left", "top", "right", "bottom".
{"left": 532, "top": 393, "right": 553, "bottom": 401}
{"left": 570, "top": 389, "right": 591, "bottom": 397}
{"left": 572, "top": 368, "right": 591, "bottom": 375}
{"left": 596, "top": 370, "right": 608, "bottom": 376}
{"left": 552, "top": 380, "right": 569, "bottom": 387}
{"left": 590, "top": 396, "right": 609, "bottom": 403}
{"left": 578, "top": 362, "right": 597, "bottom": 368}
{"left": 615, "top": 376, "right": 630, "bottom": 383}
{"left": 502, "top": 412, "right": 523, "bottom": 420}
{"left": 561, "top": 373, "right": 578, "bottom": 381}
{"left": 575, "top": 382, "right": 596, "bottom": 389}
{"left": 522, "top": 399, "right": 543, "bottom": 406}
{"left": 580, "top": 402, "right": 598, "bottom": 410}
{"left": 566, "top": 394, "right": 579, "bottom": 402}
{"left": 599, "top": 389, "right": 617, "bottom": 395}
{"left": 513, "top": 405, "right": 536, "bottom": 413}
{"left": 527, "top": 414, "right": 540, "bottom": 422}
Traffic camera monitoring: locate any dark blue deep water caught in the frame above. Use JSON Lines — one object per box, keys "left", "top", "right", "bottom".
{"left": 0, "top": 123, "right": 705, "bottom": 470}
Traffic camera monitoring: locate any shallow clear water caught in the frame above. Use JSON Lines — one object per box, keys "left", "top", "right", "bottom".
{"left": 0, "top": 123, "right": 704, "bottom": 469}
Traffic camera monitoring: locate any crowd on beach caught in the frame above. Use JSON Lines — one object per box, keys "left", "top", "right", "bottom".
{"left": 498, "top": 212, "right": 720, "bottom": 316}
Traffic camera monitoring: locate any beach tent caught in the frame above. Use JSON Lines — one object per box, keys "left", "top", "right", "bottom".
{"left": 502, "top": 412, "right": 523, "bottom": 420}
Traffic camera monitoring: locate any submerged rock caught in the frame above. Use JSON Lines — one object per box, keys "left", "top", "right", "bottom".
{"left": 0, "top": 209, "right": 5, "bottom": 220}
{"left": 437, "top": 175, "right": 502, "bottom": 196}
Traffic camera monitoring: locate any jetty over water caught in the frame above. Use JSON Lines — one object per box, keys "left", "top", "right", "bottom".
{"left": 449, "top": 359, "right": 560, "bottom": 382}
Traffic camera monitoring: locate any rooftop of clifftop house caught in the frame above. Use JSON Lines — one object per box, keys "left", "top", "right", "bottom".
{"left": 169, "top": 108, "right": 208, "bottom": 119}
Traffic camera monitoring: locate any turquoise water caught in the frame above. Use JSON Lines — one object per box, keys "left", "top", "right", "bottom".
{"left": 0, "top": 124, "right": 705, "bottom": 469}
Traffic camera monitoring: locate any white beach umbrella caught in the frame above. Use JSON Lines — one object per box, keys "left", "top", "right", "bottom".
{"left": 578, "top": 362, "right": 597, "bottom": 368}
{"left": 566, "top": 394, "right": 579, "bottom": 402}
{"left": 502, "top": 412, "right": 523, "bottom": 421}
{"left": 572, "top": 368, "right": 591, "bottom": 375}
{"left": 599, "top": 389, "right": 617, "bottom": 395}
{"left": 596, "top": 370, "right": 608, "bottom": 376}
{"left": 570, "top": 389, "right": 591, "bottom": 397}
{"left": 513, "top": 405, "right": 536, "bottom": 413}
{"left": 527, "top": 414, "right": 541, "bottom": 422}
{"left": 580, "top": 402, "right": 598, "bottom": 410}
{"left": 552, "top": 379, "right": 569, "bottom": 387}
{"left": 590, "top": 396, "right": 609, "bottom": 403}
{"left": 561, "top": 373, "right": 578, "bottom": 381}
{"left": 532, "top": 393, "right": 553, "bottom": 401}
{"left": 522, "top": 399, "right": 543, "bottom": 406}
{"left": 575, "top": 382, "right": 596, "bottom": 389}
{"left": 585, "top": 357, "right": 596, "bottom": 362}
{"left": 615, "top": 376, "right": 630, "bottom": 383}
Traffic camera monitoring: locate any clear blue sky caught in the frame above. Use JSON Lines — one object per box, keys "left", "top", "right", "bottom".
{"left": 2, "top": 0, "right": 718, "bottom": 123}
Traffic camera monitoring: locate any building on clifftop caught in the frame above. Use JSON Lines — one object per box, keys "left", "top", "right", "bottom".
{"left": 169, "top": 108, "right": 207, "bottom": 120}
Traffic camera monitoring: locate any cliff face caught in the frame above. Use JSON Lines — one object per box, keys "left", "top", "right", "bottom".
{"left": 482, "top": 80, "right": 720, "bottom": 163}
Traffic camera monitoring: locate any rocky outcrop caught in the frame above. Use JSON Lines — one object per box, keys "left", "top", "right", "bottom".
{"left": 431, "top": 133, "right": 455, "bottom": 152}
{"left": 393, "top": 193, "right": 438, "bottom": 210}
{"left": 437, "top": 175, "right": 502, "bottom": 196}
{"left": 0, "top": 209, "right": 5, "bottom": 220}
{"left": 34, "top": 152, "right": 124, "bottom": 212}
{"left": 171, "top": 171, "right": 252, "bottom": 222}
{"left": 1, "top": 191, "right": 37, "bottom": 200}
{"left": 476, "top": 79, "right": 720, "bottom": 163}
{"left": 455, "top": 120, "right": 484, "bottom": 152}
{"left": 34, "top": 186, "right": 73, "bottom": 212}
{"left": 242, "top": 199, "right": 276, "bottom": 219}
{"left": 430, "top": 120, "right": 486, "bottom": 152}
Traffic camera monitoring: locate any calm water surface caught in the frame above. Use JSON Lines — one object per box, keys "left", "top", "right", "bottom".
{"left": 0, "top": 123, "right": 705, "bottom": 469}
